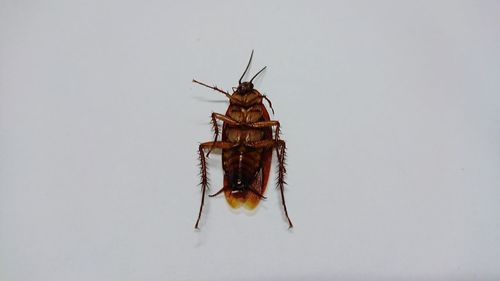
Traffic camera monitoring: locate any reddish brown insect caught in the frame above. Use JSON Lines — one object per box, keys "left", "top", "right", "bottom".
{"left": 193, "top": 51, "right": 292, "bottom": 229}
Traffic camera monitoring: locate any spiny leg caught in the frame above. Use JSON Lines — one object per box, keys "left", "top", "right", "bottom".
{"left": 246, "top": 139, "right": 292, "bottom": 228}
{"left": 195, "top": 141, "right": 234, "bottom": 229}
{"left": 207, "top": 113, "right": 239, "bottom": 157}
{"left": 195, "top": 145, "right": 208, "bottom": 229}
{"left": 276, "top": 140, "right": 292, "bottom": 228}
{"left": 192, "top": 79, "right": 232, "bottom": 99}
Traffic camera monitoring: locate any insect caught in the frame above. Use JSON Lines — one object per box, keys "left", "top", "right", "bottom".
{"left": 193, "top": 51, "right": 292, "bottom": 229}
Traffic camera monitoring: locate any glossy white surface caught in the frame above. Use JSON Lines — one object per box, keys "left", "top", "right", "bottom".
{"left": 1, "top": 1, "right": 499, "bottom": 280}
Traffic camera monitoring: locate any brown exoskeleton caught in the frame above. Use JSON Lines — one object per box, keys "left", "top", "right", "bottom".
{"left": 193, "top": 51, "right": 292, "bottom": 229}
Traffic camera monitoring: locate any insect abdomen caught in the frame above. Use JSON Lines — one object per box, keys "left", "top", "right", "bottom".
{"left": 222, "top": 146, "right": 268, "bottom": 208}
{"left": 223, "top": 148, "right": 262, "bottom": 181}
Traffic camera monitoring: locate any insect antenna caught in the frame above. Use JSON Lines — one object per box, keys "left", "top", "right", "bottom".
{"left": 239, "top": 50, "right": 254, "bottom": 84}
{"left": 250, "top": 66, "right": 267, "bottom": 83}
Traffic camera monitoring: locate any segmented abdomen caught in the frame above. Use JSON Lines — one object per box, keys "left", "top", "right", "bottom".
{"left": 222, "top": 147, "right": 263, "bottom": 188}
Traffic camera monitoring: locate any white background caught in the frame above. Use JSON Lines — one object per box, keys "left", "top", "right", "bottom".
{"left": 1, "top": 1, "right": 500, "bottom": 280}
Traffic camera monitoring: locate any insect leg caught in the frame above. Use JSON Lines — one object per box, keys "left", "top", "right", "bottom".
{"left": 195, "top": 145, "right": 208, "bottom": 229}
{"left": 195, "top": 141, "right": 234, "bottom": 229}
{"left": 248, "top": 120, "right": 282, "bottom": 159}
{"left": 247, "top": 187, "right": 268, "bottom": 199}
{"left": 262, "top": 95, "right": 275, "bottom": 115}
{"left": 246, "top": 139, "right": 292, "bottom": 228}
{"left": 276, "top": 140, "right": 292, "bottom": 228}
{"left": 207, "top": 113, "right": 239, "bottom": 157}
{"left": 210, "top": 186, "right": 267, "bottom": 199}
{"left": 248, "top": 120, "right": 281, "bottom": 140}
{"left": 208, "top": 187, "right": 225, "bottom": 197}
{"left": 192, "top": 79, "right": 232, "bottom": 99}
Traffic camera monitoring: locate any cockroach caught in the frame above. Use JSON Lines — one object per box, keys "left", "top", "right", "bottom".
{"left": 193, "top": 51, "right": 292, "bottom": 229}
